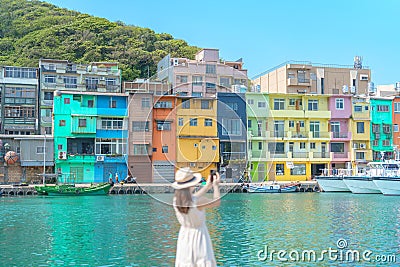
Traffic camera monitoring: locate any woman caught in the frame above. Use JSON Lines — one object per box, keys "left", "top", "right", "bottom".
{"left": 172, "top": 167, "right": 221, "bottom": 267}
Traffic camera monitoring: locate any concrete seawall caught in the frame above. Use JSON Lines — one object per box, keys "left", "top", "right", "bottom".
{"left": 0, "top": 181, "right": 319, "bottom": 196}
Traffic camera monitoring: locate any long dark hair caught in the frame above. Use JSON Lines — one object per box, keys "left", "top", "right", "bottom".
{"left": 175, "top": 188, "right": 193, "bottom": 214}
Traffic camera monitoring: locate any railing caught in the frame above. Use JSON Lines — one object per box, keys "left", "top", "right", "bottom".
{"left": 86, "top": 84, "right": 98, "bottom": 91}
{"left": 312, "top": 132, "right": 330, "bottom": 138}
{"left": 332, "top": 132, "right": 349, "bottom": 138}
{"left": 222, "top": 152, "right": 246, "bottom": 161}
{"left": 270, "top": 152, "right": 287, "bottom": 158}
{"left": 273, "top": 131, "right": 285, "bottom": 138}
{"left": 313, "top": 152, "right": 329, "bottom": 158}
{"left": 106, "top": 85, "right": 121, "bottom": 92}
{"left": 292, "top": 152, "right": 309, "bottom": 158}
{"left": 298, "top": 78, "right": 310, "bottom": 83}
{"left": 291, "top": 132, "right": 308, "bottom": 138}
{"left": 332, "top": 152, "right": 348, "bottom": 159}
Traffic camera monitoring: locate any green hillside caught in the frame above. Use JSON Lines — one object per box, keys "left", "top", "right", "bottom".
{"left": 0, "top": 0, "right": 200, "bottom": 80}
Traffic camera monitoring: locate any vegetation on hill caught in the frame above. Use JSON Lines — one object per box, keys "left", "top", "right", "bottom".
{"left": 0, "top": 0, "right": 200, "bottom": 80}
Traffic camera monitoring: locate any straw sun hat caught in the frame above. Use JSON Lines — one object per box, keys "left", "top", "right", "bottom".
{"left": 172, "top": 167, "right": 202, "bottom": 189}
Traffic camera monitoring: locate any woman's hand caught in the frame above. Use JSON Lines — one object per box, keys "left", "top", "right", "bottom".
{"left": 213, "top": 172, "right": 220, "bottom": 187}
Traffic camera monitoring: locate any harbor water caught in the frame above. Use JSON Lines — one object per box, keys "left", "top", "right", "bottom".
{"left": 1, "top": 193, "right": 399, "bottom": 266}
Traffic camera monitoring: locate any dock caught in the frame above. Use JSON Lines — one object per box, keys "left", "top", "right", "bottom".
{"left": 0, "top": 181, "right": 319, "bottom": 196}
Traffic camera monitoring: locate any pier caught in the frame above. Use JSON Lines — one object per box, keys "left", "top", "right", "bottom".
{"left": 0, "top": 181, "right": 319, "bottom": 196}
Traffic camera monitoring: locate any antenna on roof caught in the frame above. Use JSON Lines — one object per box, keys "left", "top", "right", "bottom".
{"left": 354, "top": 56, "right": 362, "bottom": 69}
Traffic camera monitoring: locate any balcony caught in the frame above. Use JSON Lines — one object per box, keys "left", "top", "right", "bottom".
{"left": 292, "top": 152, "right": 309, "bottom": 158}
{"left": 106, "top": 84, "right": 120, "bottom": 93}
{"left": 86, "top": 84, "right": 98, "bottom": 91}
{"left": 66, "top": 154, "right": 95, "bottom": 163}
{"left": 313, "top": 152, "right": 329, "bottom": 159}
{"left": 287, "top": 78, "right": 311, "bottom": 86}
{"left": 222, "top": 152, "right": 246, "bottom": 162}
{"left": 311, "top": 132, "right": 330, "bottom": 139}
{"left": 331, "top": 132, "right": 352, "bottom": 141}
{"left": 290, "top": 132, "right": 309, "bottom": 138}
{"left": 332, "top": 152, "right": 350, "bottom": 161}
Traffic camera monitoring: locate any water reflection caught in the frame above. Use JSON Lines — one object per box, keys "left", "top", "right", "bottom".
{"left": 1, "top": 194, "right": 400, "bottom": 266}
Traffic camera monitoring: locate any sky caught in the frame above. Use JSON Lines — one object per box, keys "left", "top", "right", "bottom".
{"left": 43, "top": 0, "right": 400, "bottom": 85}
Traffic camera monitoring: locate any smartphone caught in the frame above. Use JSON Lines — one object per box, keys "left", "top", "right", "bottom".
{"left": 210, "top": 170, "right": 216, "bottom": 183}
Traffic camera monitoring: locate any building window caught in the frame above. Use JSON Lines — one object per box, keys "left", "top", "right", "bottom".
{"left": 356, "top": 152, "right": 365, "bottom": 160}
{"left": 101, "top": 118, "right": 124, "bottom": 130}
{"left": 44, "top": 75, "right": 56, "bottom": 84}
{"left": 206, "top": 64, "right": 216, "bottom": 74}
{"left": 79, "top": 119, "right": 86, "bottom": 127}
{"left": 44, "top": 92, "right": 53, "bottom": 100}
{"left": 331, "top": 143, "right": 344, "bottom": 152}
{"left": 192, "top": 76, "right": 203, "bottom": 86}
{"left": 5, "top": 67, "right": 37, "bottom": 78}
{"left": 58, "top": 144, "right": 63, "bottom": 150}
{"left": 354, "top": 105, "right": 362, "bottom": 112}
{"left": 227, "top": 102, "right": 238, "bottom": 111}
{"left": 141, "top": 97, "right": 150, "bottom": 108}
{"left": 289, "top": 99, "right": 296, "bottom": 106}
{"left": 36, "top": 146, "right": 44, "bottom": 154}
{"left": 132, "top": 121, "right": 149, "bottom": 131}
{"left": 394, "top": 124, "right": 399, "bottom": 132}
{"left": 95, "top": 138, "right": 126, "bottom": 155}
{"left": 377, "top": 105, "right": 389, "bottom": 112}
{"left": 247, "top": 99, "right": 254, "bottom": 105}
{"left": 189, "top": 118, "right": 198, "bottom": 126}
{"left": 299, "top": 121, "right": 305, "bottom": 127}
{"left": 373, "top": 140, "right": 378, "bottom": 146}
{"left": 383, "top": 140, "right": 391, "bottom": 147}
{"left": 154, "top": 101, "right": 172, "bottom": 108}
{"left": 109, "top": 100, "right": 116, "bottom": 108}
{"left": 201, "top": 100, "right": 211, "bottom": 109}
{"left": 64, "top": 98, "right": 70, "bottom": 104}
{"left": 308, "top": 100, "right": 318, "bottom": 111}
{"left": 157, "top": 121, "right": 171, "bottom": 131}
{"left": 290, "top": 164, "right": 306, "bottom": 175}
{"left": 357, "top": 122, "right": 365, "bottom": 133}
{"left": 178, "top": 118, "right": 183, "bottom": 126}
{"left": 383, "top": 124, "right": 391, "bottom": 134}
{"left": 335, "top": 98, "right": 344, "bottom": 110}
{"left": 372, "top": 124, "right": 380, "bottom": 133}
{"left": 300, "top": 142, "right": 306, "bottom": 149}
{"left": 73, "top": 95, "right": 81, "bottom": 101}
{"left": 395, "top": 103, "right": 400, "bottom": 113}
{"left": 288, "top": 121, "right": 294, "bottom": 128}
{"left": 204, "top": 118, "right": 213, "bottom": 127}
{"left": 63, "top": 76, "right": 77, "bottom": 88}
{"left": 182, "top": 99, "right": 190, "bottom": 109}
{"left": 331, "top": 122, "right": 340, "bottom": 134}
{"left": 176, "top": 75, "right": 188, "bottom": 84}
{"left": 59, "top": 120, "right": 66, "bottom": 126}
{"left": 44, "top": 127, "right": 52, "bottom": 134}
{"left": 273, "top": 99, "right": 285, "bottom": 110}
{"left": 258, "top": 142, "right": 262, "bottom": 150}
{"left": 133, "top": 144, "right": 148, "bottom": 155}
{"left": 162, "top": 146, "right": 169, "bottom": 153}
{"left": 206, "top": 82, "right": 216, "bottom": 89}
{"left": 248, "top": 120, "right": 252, "bottom": 128}
{"left": 276, "top": 164, "right": 284, "bottom": 175}
{"left": 258, "top": 102, "right": 266, "bottom": 108}
{"left": 310, "top": 143, "right": 316, "bottom": 149}
{"left": 222, "top": 119, "right": 241, "bottom": 135}
{"left": 220, "top": 77, "right": 231, "bottom": 87}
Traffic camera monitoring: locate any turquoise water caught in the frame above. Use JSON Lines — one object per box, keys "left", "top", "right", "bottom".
{"left": 0, "top": 193, "right": 399, "bottom": 266}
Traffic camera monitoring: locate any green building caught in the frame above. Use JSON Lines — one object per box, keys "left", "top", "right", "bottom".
{"left": 370, "top": 97, "right": 394, "bottom": 161}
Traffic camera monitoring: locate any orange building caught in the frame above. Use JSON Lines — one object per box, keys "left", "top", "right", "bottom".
{"left": 393, "top": 95, "right": 400, "bottom": 157}
{"left": 152, "top": 95, "right": 177, "bottom": 182}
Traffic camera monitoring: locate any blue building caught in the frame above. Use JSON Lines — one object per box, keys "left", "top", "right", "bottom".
{"left": 217, "top": 93, "right": 247, "bottom": 181}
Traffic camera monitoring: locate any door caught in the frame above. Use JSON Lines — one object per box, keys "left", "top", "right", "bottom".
{"left": 258, "top": 163, "right": 265, "bottom": 182}
{"left": 321, "top": 142, "right": 327, "bottom": 158}
{"left": 274, "top": 121, "right": 284, "bottom": 137}
{"left": 310, "top": 121, "right": 320, "bottom": 138}
{"left": 289, "top": 142, "right": 294, "bottom": 153}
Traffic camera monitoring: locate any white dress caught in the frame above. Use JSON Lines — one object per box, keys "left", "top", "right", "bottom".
{"left": 174, "top": 197, "right": 216, "bottom": 267}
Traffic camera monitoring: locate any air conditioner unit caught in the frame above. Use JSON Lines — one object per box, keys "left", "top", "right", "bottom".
{"left": 360, "top": 143, "right": 366, "bottom": 149}
{"left": 58, "top": 151, "right": 67, "bottom": 160}
{"left": 96, "top": 155, "right": 104, "bottom": 162}
{"left": 157, "top": 125, "right": 163, "bottom": 131}
{"left": 173, "top": 59, "right": 179, "bottom": 66}
{"left": 100, "top": 77, "right": 105, "bottom": 81}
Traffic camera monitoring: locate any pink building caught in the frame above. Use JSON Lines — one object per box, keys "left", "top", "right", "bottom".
{"left": 328, "top": 95, "right": 352, "bottom": 169}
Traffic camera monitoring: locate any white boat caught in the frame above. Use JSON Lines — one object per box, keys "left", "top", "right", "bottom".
{"left": 245, "top": 183, "right": 299, "bottom": 193}
{"left": 373, "top": 177, "right": 400, "bottom": 196}
{"left": 343, "top": 176, "right": 381, "bottom": 194}
{"left": 315, "top": 176, "right": 351, "bottom": 192}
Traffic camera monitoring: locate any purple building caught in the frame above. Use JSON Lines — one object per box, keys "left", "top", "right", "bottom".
{"left": 328, "top": 95, "right": 352, "bottom": 170}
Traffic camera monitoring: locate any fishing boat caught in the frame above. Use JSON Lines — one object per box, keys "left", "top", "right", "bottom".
{"left": 34, "top": 183, "right": 112, "bottom": 196}
{"left": 315, "top": 169, "right": 351, "bottom": 192}
{"left": 245, "top": 183, "right": 299, "bottom": 193}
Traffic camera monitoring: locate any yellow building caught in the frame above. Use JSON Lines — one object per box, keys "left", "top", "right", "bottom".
{"left": 266, "top": 93, "right": 331, "bottom": 181}
{"left": 176, "top": 97, "right": 219, "bottom": 178}
{"left": 350, "top": 96, "right": 372, "bottom": 172}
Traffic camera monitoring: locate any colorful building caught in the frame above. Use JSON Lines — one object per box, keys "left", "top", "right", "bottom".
{"left": 53, "top": 91, "right": 128, "bottom": 183}
{"left": 265, "top": 93, "right": 330, "bottom": 181}
{"left": 176, "top": 97, "right": 219, "bottom": 179}
{"left": 328, "top": 95, "right": 352, "bottom": 170}
{"left": 252, "top": 59, "right": 371, "bottom": 95}
{"left": 393, "top": 95, "right": 400, "bottom": 158}
{"left": 350, "top": 96, "right": 372, "bottom": 172}
{"left": 152, "top": 95, "right": 177, "bottom": 182}
{"left": 39, "top": 59, "right": 121, "bottom": 134}
{"left": 370, "top": 97, "right": 394, "bottom": 161}
{"left": 217, "top": 93, "right": 247, "bottom": 181}
{"left": 157, "top": 48, "right": 248, "bottom": 98}
{"left": 246, "top": 92, "right": 270, "bottom": 182}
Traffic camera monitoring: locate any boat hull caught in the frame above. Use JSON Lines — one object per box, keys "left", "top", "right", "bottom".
{"left": 373, "top": 178, "right": 400, "bottom": 196}
{"left": 35, "top": 183, "right": 112, "bottom": 196}
{"left": 315, "top": 177, "right": 350, "bottom": 192}
{"left": 343, "top": 177, "right": 381, "bottom": 194}
{"left": 247, "top": 184, "right": 298, "bottom": 193}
